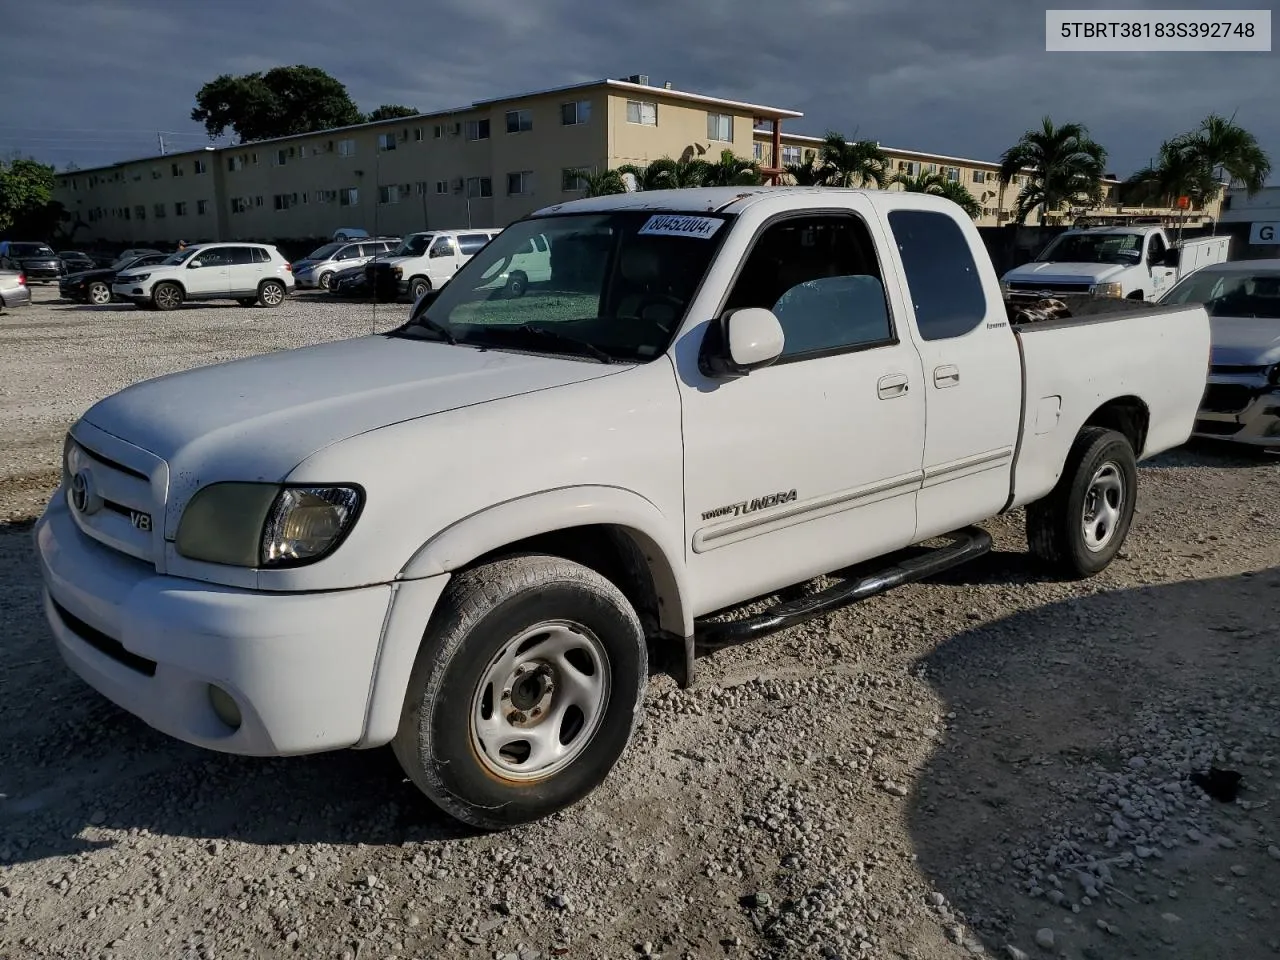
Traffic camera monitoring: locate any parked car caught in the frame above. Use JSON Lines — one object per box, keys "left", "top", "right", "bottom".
{"left": 1001, "top": 226, "right": 1231, "bottom": 301}
{"left": 368, "top": 228, "right": 501, "bottom": 301}
{"left": 60, "top": 252, "right": 173, "bottom": 305}
{"left": 112, "top": 247, "right": 165, "bottom": 263}
{"left": 58, "top": 250, "right": 97, "bottom": 272}
{"left": 1158, "top": 258, "right": 1280, "bottom": 449}
{"left": 292, "top": 237, "right": 399, "bottom": 290}
{"left": 0, "top": 241, "right": 62, "bottom": 282}
{"left": 333, "top": 227, "right": 370, "bottom": 241}
{"left": 33, "top": 187, "right": 1210, "bottom": 831}
{"left": 0, "top": 269, "right": 31, "bottom": 309}
{"left": 327, "top": 263, "right": 372, "bottom": 298}
{"left": 112, "top": 242, "right": 294, "bottom": 310}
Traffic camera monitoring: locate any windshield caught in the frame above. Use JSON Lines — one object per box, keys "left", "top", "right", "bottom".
{"left": 307, "top": 242, "right": 345, "bottom": 260}
{"left": 159, "top": 249, "right": 196, "bottom": 266}
{"left": 1160, "top": 269, "right": 1280, "bottom": 319}
{"left": 1036, "top": 232, "right": 1144, "bottom": 265}
{"left": 400, "top": 211, "right": 731, "bottom": 362}
{"left": 10, "top": 243, "right": 55, "bottom": 257}
{"left": 394, "top": 233, "right": 434, "bottom": 257}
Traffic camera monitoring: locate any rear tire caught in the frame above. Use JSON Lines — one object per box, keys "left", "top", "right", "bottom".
{"left": 257, "top": 280, "right": 286, "bottom": 307}
{"left": 151, "top": 282, "right": 183, "bottom": 311}
{"left": 392, "top": 554, "right": 648, "bottom": 831}
{"left": 1026, "top": 426, "right": 1137, "bottom": 579}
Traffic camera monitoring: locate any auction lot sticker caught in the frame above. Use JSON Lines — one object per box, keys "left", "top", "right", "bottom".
{"left": 638, "top": 215, "right": 726, "bottom": 239}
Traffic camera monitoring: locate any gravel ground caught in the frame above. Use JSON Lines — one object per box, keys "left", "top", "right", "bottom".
{"left": 2, "top": 286, "right": 1278, "bottom": 960}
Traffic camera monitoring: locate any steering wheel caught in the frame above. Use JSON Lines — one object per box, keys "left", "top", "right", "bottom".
{"left": 630, "top": 292, "right": 688, "bottom": 334}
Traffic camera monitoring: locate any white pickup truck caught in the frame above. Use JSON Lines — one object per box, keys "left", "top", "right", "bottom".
{"left": 1001, "top": 224, "right": 1231, "bottom": 301}
{"left": 34, "top": 187, "right": 1211, "bottom": 830}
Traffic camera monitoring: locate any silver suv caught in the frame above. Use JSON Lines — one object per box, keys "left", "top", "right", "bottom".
{"left": 292, "top": 237, "right": 400, "bottom": 290}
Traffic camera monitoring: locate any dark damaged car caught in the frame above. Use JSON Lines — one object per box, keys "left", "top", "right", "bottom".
{"left": 60, "top": 252, "right": 172, "bottom": 305}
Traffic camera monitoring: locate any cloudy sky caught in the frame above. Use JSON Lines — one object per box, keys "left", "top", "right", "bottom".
{"left": 1, "top": 0, "right": 1274, "bottom": 179}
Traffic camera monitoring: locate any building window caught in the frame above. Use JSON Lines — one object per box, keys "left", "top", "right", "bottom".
{"left": 781, "top": 145, "right": 802, "bottom": 166}
{"left": 193, "top": 158, "right": 208, "bottom": 175}
{"left": 466, "top": 176, "right": 492, "bottom": 198}
{"left": 433, "top": 124, "right": 443, "bottom": 138}
{"left": 338, "top": 139, "right": 356, "bottom": 157}
{"left": 377, "top": 133, "right": 397, "bottom": 151}
{"left": 435, "top": 180, "right": 449, "bottom": 195}
{"left": 505, "top": 109, "right": 533, "bottom": 134}
{"left": 415, "top": 180, "right": 428, "bottom": 196}
{"left": 561, "top": 100, "right": 591, "bottom": 125}
{"left": 413, "top": 127, "right": 424, "bottom": 141}
{"left": 561, "top": 168, "right": 588, "bottom": 192}
{"left": 707, "top": 113, "right": 733, "bottom": 142}
{"left": 275, "top": 148, "right": 289, "bottom": 165}
{"left": 626, "top": 100, "right": 657, "bottom": 125}
{"left": 135, "top": 204, "right": 146, "bottom": 220}
{"left": 378, "top": 184, "right": 401, "bottom": 204}
{"left": 175, "top": 201, "right": 188, "bottom": 216}
{"left": 340, "top": 187, "right": 359, "bottom": 206}
{"left": 972, "top": 170, "right": 987, "bottom": 183}
{"left": 227, "top": 156, "right": 243, "bottom": 172}
{"left": 273, "top": 193, "right": 299, "bottom": 210}
{"left": 153, "top": 202, "right": 166, "bottom": 218}
{"left": 150, "top": 167, "right": 161, "bottom": 180}
{"left": 507, "top": 171, "right": 533, "bottom": 195}
{"left": 945, "top": 166, "right": 960, "bottom": 182}
{"left": 197, "top": 199, "right": 209, "bottom": 215}
{"left": 753, "top": 141, "right": 763, "bottom": 161}
{"left": 465, "top": 118, "right": 491, "bottom": 141}
{"left": 170, "top": 162, "right": 184, "bottom": 177}
{"left": 230, "top": 197, "right": 247, "bottom": 214}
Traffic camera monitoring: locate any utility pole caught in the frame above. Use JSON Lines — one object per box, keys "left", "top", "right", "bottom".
{"left": 158, "top": 133, "right": 166, "bottom": 156}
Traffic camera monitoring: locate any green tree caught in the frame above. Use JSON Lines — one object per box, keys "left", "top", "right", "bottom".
{"left": 1173, "top": 112, "right": 1271, "bottom": 196}
{"left": 1122, "top": 139, "right": 1219, "bottom": 208}
{"left": 703, "top": 148, "right": 763, "bottom": 186}
{"left": 191, "top": 65, "right": 364, "bottom": 142}
{"left": 0, "top": 156, "right": 56, "bottom": 232}
{"left": 617, "top": 155, "right": 709, "bottom": 190}
{"left": 568, "top": 167, "right": 628, "bottom": 197}
{"left": 818, "top": 132, "right": 889, "bottom": 188}
{"left": 782, "top": 161, "right": 827, "bottom": 186}
{"left": 889, "top": 170, "right": 982, "bottom": 219}
{"left": 998, "top": 116, "right": 1107, "bottom": 224}
{"left": 365, "top": 104, "right": 419, "bottom": 122}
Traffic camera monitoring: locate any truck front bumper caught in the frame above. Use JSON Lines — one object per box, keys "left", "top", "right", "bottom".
{"left": 33, "top": 493, "right": 447, "bottom": 756}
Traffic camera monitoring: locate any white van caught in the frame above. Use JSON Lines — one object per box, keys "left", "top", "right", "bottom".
{"left": 474, "top": 232, "right": 552, "bottom": 295}
{"left": 376, "top": 229, "right": 501, "bottom": 300}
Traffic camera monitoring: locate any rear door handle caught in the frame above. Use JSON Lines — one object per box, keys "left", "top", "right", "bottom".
{"left": 877, "top": 373, "right": 909, "bottom": 399}
{"left": 933, "top": 364, "right": 960, "bottom": 388}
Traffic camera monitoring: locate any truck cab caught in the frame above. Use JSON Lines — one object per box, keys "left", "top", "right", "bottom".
{"left": 1001, "top": 225, "right": 1231, "bottom": 301}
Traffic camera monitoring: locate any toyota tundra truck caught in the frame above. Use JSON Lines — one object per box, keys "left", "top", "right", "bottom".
{"left": 33, "top": 187, "right": 1211, "bottom": 830}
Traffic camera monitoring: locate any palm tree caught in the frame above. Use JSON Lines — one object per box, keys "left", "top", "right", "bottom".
{"left": 782, "top": 161, "right": 827, "bottom": 186}
{"left": 703, "top": 148, "right": 763, "bottom": 186}
{"left": 998, "top": 116, "right": 1107, "bottom": 224}
{"left": 818, "top": 132, "right": 889, "bottom": 188}
{"left": 1121, "top": 140, "right": 1218, "bottom": 209}
{"left": 888, "top": 171, "right": 982, "bottom": 219}
{"left": 617, "top": 155, "right": 709, "bottom": 191}
{"left": 567, "top": 167, "right": 628, "bottom": 198}
{"left": 1173, "top": 112, "right": 1271, "bottom": 196}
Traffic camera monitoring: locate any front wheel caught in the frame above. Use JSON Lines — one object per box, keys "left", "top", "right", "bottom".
{"left": 410, "top": 277, "right": 431, "bottom": 301}
{"left": 1026, "top": 426, "right": 1138, "bottom": 578}
{"left": 88, "top": 281, "right": 111, "bottom": 305}
{"left": 392, "top": 554, "right": 648, "bottom": 830}
{"left": 257, "top": 280, "right": 286, "bottom": 307}
{"left": 318, "top": 271, "right": 334, "bottom": 290}
{"left": 152, "top": 281, "right": 183, "bottom": 311}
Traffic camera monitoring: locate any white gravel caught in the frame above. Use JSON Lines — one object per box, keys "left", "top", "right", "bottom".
{"left": 2, "top": 286, "right": 1279, "bottom": 959}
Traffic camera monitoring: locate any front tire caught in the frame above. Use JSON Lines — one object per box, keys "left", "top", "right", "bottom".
{"left": 151, "top": 282, "right": 183, "bottom": 311}
{"left": 88, "top": 281, "right": 111, "bottom": 305}
{"left": 410, "top": 276, "right": 431, "bottom": 301}
{"left": 1026, "top": 426, "right": 1138, "bottom": 578}
{"left": 392, "top": 554, "right": 648, "bottom": 830}
{"left": 318, "top": 271, "right": 334, "bottom": 290}
{"left": 257, "top": 280, "right": 286, "bottom": 307}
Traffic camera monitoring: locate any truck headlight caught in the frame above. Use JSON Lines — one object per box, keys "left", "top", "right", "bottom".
{"left": 176, "top": 482, "right": 363, "bottom": 568}
{"left": 393, "top": 266, "right": 403, "bottom": 278}
{"left": 1093, "top": 282, "right": 1123, "bottom": 298}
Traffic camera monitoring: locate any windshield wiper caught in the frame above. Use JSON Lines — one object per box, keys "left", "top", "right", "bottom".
{"left": 396, "top": 315, "right": 456, "bottom": 344}
{"left": 504, "top": 323, "right": 613, "bottom": 363}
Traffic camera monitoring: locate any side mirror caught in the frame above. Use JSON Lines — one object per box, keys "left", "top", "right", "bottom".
{"left": 1162, "top": 249, "right": 1180, "bottom": 268}
{"left": 188, "top": 260, "right": 202, "bottom": 269}
{"left": 699, "top": 307, "right": 785, "bottom": 378}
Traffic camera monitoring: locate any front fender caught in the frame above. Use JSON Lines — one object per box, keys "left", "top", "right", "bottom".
{"left": 397, "top": 484, "right": 692, "bottom": 637}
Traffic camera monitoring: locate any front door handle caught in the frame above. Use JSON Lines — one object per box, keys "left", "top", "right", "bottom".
{"left": 877, "top": 373, "right": 909, "bottom": 399}
{"left": 933, "top": 364, "right": 960, "bottom": 388}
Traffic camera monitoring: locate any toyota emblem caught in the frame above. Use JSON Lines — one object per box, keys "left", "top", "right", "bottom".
{"left": 69, "top": 469, "right": 101, "bottom": 515}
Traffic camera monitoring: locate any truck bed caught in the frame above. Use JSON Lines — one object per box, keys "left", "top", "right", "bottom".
{"left": 1004, "top": 292, "right": 1170, "bottom": 327}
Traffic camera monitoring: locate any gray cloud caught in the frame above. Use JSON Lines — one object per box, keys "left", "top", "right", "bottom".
{"left": 0, "top": 0, "right": 1273, "bottom": 177}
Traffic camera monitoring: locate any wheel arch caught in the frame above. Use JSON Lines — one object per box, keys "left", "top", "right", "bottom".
{"left": 1082, "top": 394, "right": 1150, "bottom": 458}
{"left": 153, "top": 277, "right": 186, "bottom": 297}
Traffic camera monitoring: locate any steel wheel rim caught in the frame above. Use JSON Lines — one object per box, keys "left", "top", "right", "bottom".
{"left": 261, "top": 283, "right": 283, "bottom": 305}
{"left": 469, "top": 620, "right": 611, "bottom": 782}
{"left": 90, "top": 284, "right": 110, "bottom": 304}
{"left": 1082, "top": 461, "right": 1124, "bottom": 552}
{"left": 155, "top": 285, "right": 179, "bottom": 308}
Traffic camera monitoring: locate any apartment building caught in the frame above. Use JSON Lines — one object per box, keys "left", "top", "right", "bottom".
{"left": 54, "top": 74, "right": 1217, "bottom": 244}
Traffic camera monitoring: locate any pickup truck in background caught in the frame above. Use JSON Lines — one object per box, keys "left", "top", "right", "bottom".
{"left": 34, "top": 187, "right": 1211, "bottom": 831}
{"left": 1001, "top": 224, "right": 1231, "bottom": 301}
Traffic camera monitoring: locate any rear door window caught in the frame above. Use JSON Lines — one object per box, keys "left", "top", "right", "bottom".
{"left": 886, "top": 209, "right": 988, "bottom": 341}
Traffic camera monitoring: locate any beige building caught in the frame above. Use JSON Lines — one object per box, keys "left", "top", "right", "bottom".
{"left": 54, "top": 75, "right": 1217, "bottom": 244}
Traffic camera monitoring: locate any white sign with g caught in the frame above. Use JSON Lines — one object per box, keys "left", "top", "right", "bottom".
{"left": 1249, "top": 221, "right": 1280, "bottom": 245}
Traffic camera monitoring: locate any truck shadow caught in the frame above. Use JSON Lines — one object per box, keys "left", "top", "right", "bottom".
{"left": 907, "top": 567, "right": 1280, "bottom": 957}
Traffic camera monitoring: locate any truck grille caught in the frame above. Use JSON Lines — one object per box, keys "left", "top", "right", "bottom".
{"left": 64, "top": 434, "right": 167, "bottom": 566}
{"left": 1199, "top": 384, "right": 1253, "bottom": 414}
{"left": 1006, "top": 281, "right": 1094, "bottom": 294}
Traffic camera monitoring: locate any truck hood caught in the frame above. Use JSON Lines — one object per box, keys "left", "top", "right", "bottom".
{"left": 1209, "top": 315, "right": 1280, "bottom": 367}
{"left": 79, "top": 334, "right": 627, "bottom": 485}
{"left": 1003, "top": 261, "right": 1126, "bottom": 285}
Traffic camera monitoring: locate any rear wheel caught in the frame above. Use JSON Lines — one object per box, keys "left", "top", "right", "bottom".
{"left": 152, "top": 282, "right": 183, "bottom": 311}
{"left": 392, "top": 554, "right": 647, "bottom": 830}
{"left": 257, "top": 280, "right": 286, "bottom": 307}
{"left": 88, "top": 282, "right": 111, "bottom": 305}
{"left": 1026, "top": 426, "right": 1138, "bottom": 578}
